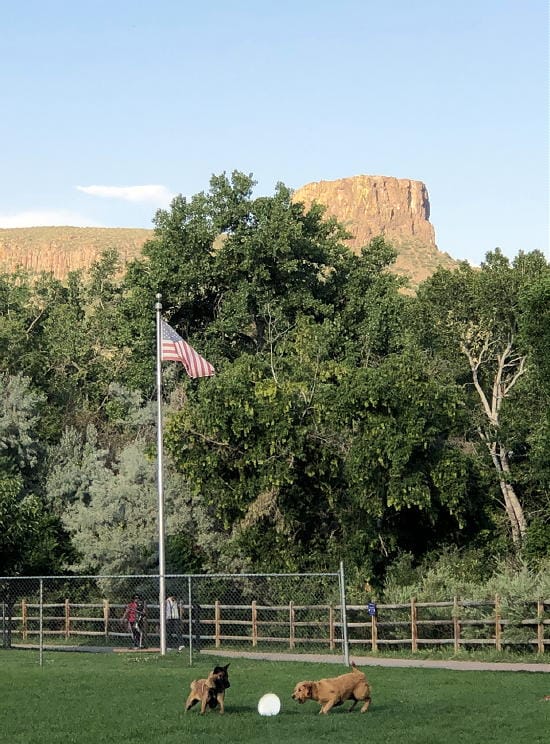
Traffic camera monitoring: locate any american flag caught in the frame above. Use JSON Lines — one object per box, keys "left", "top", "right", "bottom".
{"left": 160, "top": 320, "right": 215, "bottom": 378}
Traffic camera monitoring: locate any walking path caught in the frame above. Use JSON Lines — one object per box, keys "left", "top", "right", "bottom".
{"left": 200, "top": 648, "right": 550, "bottom": 673}
{"left": 11, "top": 643, "right": 549, "bottom": 672}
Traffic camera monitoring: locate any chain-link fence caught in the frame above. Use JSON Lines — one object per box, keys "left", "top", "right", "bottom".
{"left": 0, "top": 571, "right": 347, "bottom": 662}
{"left": 3, "top": 575, "right": 547, "bottom": 660}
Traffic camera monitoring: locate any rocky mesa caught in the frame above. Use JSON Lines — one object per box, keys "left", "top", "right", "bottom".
{"left": 0, "top": 175, "right": 459, "bottom": 286}
{"left": 293, "top": 175, "right": 458, "bottom": 285}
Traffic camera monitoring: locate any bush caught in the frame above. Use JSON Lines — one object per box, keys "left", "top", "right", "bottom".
{"left": 381, "top": 548, "right": 550, "bottom": 603}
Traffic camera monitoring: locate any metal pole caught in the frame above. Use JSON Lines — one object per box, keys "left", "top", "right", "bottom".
{"left": 156, "top": 294, "right": 167, "bottom": 656}
{"left": 39, "top": 579, "right": 43, "bottom": 668}
{"left": 339, "top": 561, "right": 349, "bottom": 666}
{"left": 188, "top": 576, "right": 193, "bottom": 666}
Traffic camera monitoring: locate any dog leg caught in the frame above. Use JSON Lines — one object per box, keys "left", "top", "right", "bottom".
{"left": 319, "top": 700, "right": 336, "bottom": 715}
{"left": 217, "top": 693, "right": 225, "bottom": 714}
{"left": 360, "top": 698, "right": 371, "bottom": 713}
{"left": 348, "top": 699, "right": 358, "bottom": 712}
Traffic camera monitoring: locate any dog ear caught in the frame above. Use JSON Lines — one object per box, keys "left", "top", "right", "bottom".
{"left": 213, "top": 664, "right": 230, "bottom": 674}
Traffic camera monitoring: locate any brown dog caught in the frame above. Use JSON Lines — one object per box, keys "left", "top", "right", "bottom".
{"left": 185, "top": 663, "right": 230, "bottom": 714}
{"left": 291, "top": 661, "right": 372, "bottom": 714}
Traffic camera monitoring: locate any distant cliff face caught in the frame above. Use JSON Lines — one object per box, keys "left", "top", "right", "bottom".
{"left": 0, "top": 176, "right": 459, "bottom": 286}
{"left": 294, "top": 175, "right": 458, "bottom": 286}
{"left": 0, "top": 226, "right": 152, "bottom": 278}
{"left": 295, "top": 175, "right": 436, "bottom": 248}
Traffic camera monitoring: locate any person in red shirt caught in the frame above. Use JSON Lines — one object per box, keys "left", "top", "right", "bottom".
{"left": 122, "top": 594, "right": 146, "bottom": 648}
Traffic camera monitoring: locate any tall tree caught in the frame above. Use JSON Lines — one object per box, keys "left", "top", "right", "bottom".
{"left": 163, "top": 227, "right": 480, "bottom": 575}
{"left": 0, "top": 373, "right": 70, "bottom": 574}
{"left": 413, "top": 249, "right": 549, "bottom": 545}
{"left": 119, "top": 171, "right": 351, "bottom": 392}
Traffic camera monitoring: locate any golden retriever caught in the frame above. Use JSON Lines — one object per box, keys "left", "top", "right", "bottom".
{"left": 291, "top": 661, "right": 372, "bottom": 714}
{"left": 185, "top": 669, "right": 227, "bottom": 714}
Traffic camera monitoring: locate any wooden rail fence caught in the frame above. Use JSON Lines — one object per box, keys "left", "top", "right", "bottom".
{"left": 2, "top": 595, "right": 549, "bottom": 653}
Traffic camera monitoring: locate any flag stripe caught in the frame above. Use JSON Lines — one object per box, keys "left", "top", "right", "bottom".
{"left": 160, "top": 320, "right": 215, "bottom": 378}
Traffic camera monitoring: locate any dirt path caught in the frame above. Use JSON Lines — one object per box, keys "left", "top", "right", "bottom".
{"left": 200, "top": 648, "right": 550, "bottom": 673}
{"left": 12, "top": 644, "right": 550, "bottom": 673}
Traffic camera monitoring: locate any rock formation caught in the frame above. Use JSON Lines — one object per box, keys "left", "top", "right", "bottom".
{"left": 293, "top": 175, "right": 458, "bottom": 286}
{"left": 0, "top": 226, "right": 151, "bottom": 278}
{"left": 0, "top": 176, "right": 459, "bottom": 286}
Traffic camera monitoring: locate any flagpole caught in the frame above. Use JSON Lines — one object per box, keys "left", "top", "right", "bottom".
{"left": 155, "top": 293, "right": 167, "bottom": 656}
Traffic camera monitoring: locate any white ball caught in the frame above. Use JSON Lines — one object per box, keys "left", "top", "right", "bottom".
{"left": 258, "top": 692, "right": 281, "bottom": 716}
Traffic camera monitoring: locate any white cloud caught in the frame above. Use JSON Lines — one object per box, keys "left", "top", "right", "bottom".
{"left": 77, "top": 184, "right": 174, "bottom": 204}
{"left": 0, "top": 210, "right": 103, "bottom": 228}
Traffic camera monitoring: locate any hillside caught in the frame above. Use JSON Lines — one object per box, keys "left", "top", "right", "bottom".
{"left": 0, "top": 226, "right": 152, "bottom": 277}
{"left": 0, "top": 176, "right": 460, "bottom": 286}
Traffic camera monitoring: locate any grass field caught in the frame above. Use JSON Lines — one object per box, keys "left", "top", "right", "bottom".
{"left": 1, "top": 650, "right": 548, "bottom": 744}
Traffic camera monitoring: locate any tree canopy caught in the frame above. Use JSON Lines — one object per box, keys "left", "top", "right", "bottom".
{"left": 1, "top": 171, "right": 548, "bottom": 584}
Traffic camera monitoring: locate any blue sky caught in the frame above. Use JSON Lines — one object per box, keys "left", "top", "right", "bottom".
{"left": 1, "top": 0, "right": 548, "bottom": 264}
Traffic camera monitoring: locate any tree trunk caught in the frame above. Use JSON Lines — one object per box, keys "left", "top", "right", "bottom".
{"left": 464, "top": 336, "right": 527, "bottom": 546}
{"left": 488, "top": 441, "right": 527, "bottom": 545}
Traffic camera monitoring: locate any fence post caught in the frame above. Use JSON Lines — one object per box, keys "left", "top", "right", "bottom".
{"left": 453, "top": 596, "right": 460, "bottom": 653}
{"left": 537, "top": 598, "right": 544, "bottom": 655}
{"left": 289, "top": 601, "right": 295, "bottom": 649}
{"left": 39, "top": 580, "right": 43, "bottom": 668}
{"left": 3, "top": 596, "right": 12, "bottom": 649}
{"left": 187, "top": 576, "right": 193, "bottom": 667}
{"left": 371, "top": 611, "right": 378, "bottom": 653}
{"left": 65, "top": 598, "right": 70, "bottom": 640}
{"left": 339, "top": 561, "right": 350, "bottom": 666}
{"left": 215, "top": 600, "right": 221, "bottom": 648}
{"left": 22, "top": 599, "right": 27, "bottom": 641}
{"left": 329, "top": 605, "right": 335, "bottom": 651}
{"left": 251, "top": 600, "right": 258, "bottom": 647}
{"left": 411, "top": 597, "right": 418, "bottom": 652}
{"left": 495, "top": 594, "right": 501, "bottom": 652}
{"left": 103, "top": 599, "right": 110, "bottom": 639}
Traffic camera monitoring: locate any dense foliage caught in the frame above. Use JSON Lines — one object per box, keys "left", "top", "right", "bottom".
{"left": 1, "top": 171, "right": 548, "bottom": 593}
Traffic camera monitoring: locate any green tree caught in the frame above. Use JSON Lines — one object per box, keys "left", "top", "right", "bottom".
{"left": 119, "top": 171, "right": 351, "bottom": 392}
{"left": 413, "top": 249, "right": 549, "bottom": 545}
{"left": 0, "top": 373, "right": 70, "bottom": 574}
{"left": 61, "top": 438, "right": 193, "bottom": 574}
{"left": 163, "top": 232, "right": 482, "bottom": 576}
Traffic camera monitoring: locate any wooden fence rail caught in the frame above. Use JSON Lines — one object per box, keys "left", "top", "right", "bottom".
{"left": 2, "top": 595, "right": 549, "bottom": 653}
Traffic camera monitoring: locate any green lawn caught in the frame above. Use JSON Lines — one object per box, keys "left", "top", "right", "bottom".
{"left": 0, "top": 650, "right": 548, "bottom": 744}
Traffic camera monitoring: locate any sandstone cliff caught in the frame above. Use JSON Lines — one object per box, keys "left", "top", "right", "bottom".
{"left": 294, "top": 175, "right": 458, "bottom": 285}
{"left": 0, "top": 226, "right": 152, "bottom": 278}
{"left": 0, "top": 176, "right": 459, "bottom": 286}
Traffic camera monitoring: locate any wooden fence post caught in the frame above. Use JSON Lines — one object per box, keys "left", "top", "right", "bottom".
{"left": 65, "top": 598, "right": 70, "bottom": 639}
{"left": 22, "top": 599, "right": 27, "bottom": 641}
{"left": 453, "top": 596, "right": 460, "bottom": 653}
{"left": 494, "top": 594, "right": 502, "bottom": 652}
{"left": 251, "top": 600, "right": 258, "bottom": 647}
{"left": 411, "top": 597, "right": 418, "bottom": 652}
{"left": 537, "top": 598, "right": 544, "bottom": 655}
{"left": 103, "top": 599, "right": 110, "bottom": 639}
{"left": 289, "top": 601, "right": 295, "bottom": 649}
{"left": 329, "top": 605, "right": 335, "bottom": 650}
{"left": 215, "top": 600, "right": 221, "bottom": 648}
{"left": 371, "top": 612, "right": 378, "bottom": 653}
